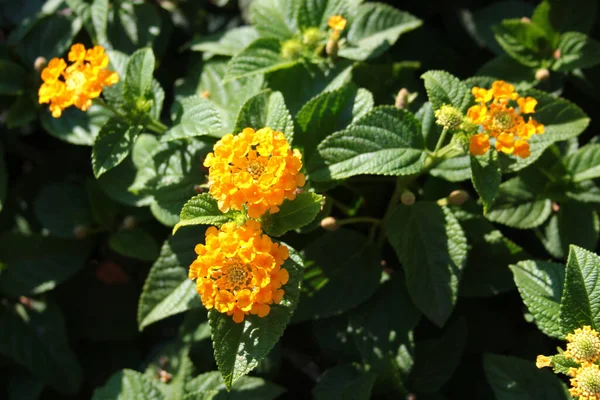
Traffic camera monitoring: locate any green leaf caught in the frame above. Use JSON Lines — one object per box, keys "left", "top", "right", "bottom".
{"left": 430, "top": 156, "right": 471, "bottom": 182}
{"left": 312, "top": 106, "right": 426, "bottom": 181}
{"left": 0, "top": 60, "right": 28, "bottom": 95}
{"left": 297, "top": 0, "right": 362, "bottom": 30}
{"left": 86, "top": 179, "right": 120, "bottom": 228}
{"left": 234, "top": 90, "right": 294, "bottom": 142}
{"left": 470, "top": 151, "right": 501, "bottom": 213}
{"left": 410, "top": 319, "right": 467, "bottom": 394}
{"left": 173, "top": 194, "right": 234, "bottom": 234}
{"left": 0, "top": 145, "right": 6, "bottom": 214}
{"left": 295, "top": 84, "right": 373, "bottom": 163}
{"left": 137, "top": 225, "right": 206, "bottom": 330}
{"left": 92, "top": 369, "right": 164, "bottom": 400}
{"left": 292, "top": 229, "right": 381, "bottom": 323}
{"left": 143, "top": 341, "right": 193, "bottom": 400}
{"left": 91, "top": 0, "right": 109, "bottom": 46}
{"left": 263, "top": 193, "right": 324, "bottom": 237}
{"left": 40, "top": 104, "right": 112, "bottom": 146}
{"left": 339, "top": 3, "right": 422, "bottom": 61}
{"left": 553, "top": 32, "right": 600, "bottom": 71}
{"left": 510, "top": 260, "right": 564, "bottom": 338}
{"left": 92, "top": 118, "right": 141, "bottom": 178}
{"left": 547, "top": 0, "right": 597, "bottom": 35}
{"left": 549, "top": 354, "right": 579, "bottom": 376}
{"left": 421, "top": 70, "right": 472, "bottom": 112}
{"left": 0, "top": 233, "right": 92, "bottom": 297}
{"left": 564, "top": 143, "right": 600, "bottom": 182}
{"left": 7, "top": 368, "right": 45, "bottom": 400}
{"left": 109, "top": 228, "right": 160, "bottom": 261}
{"left": 33, "top": 182, "right": 94, "bottom": 238}
{"left": 560, "top": 245, "right": 600, "bottom": 333}
{"left": 476, "top": 55, "right": 538, "bottom": 89}
{"left": 184, "top": 371, "right": 285, "bottom": 399}
{"left": 249, "top": 0, "right": 298, "bottom": 40}
{"left": 225, "top": 38, "right": 300, "bottom": 82}
{"left": 0, "top": 300, "right": 82, "bottom": 395}
{"left": 210, "top": 248, "right": 304, "bottom": 389}
{"left": 500, "top": 89, "right": 590, "bottom": 172}
{"left": 106, "top": 1, "right": 162, "bottom": 54}
{"left": 124, "top": 47, "right": 156, "bottom": 103}
{"left": 162, "top": 97, "right": 222, "bottom": 142}
{"left": 486, "top": 177, "right": 552, "bottom": 229}
{"left": 484, "top": 354, "right": 570, "bottom": 400}
{"left": 188, "top": 27, "right": 260, "bottom": 57}
{"left": 493, "top": 19, "right": 553, "bottom": 67}
{"left": 385, "top": 203, "right": 467, "bottom": 326}
{"left": 5, "top": 94, "right": 37, "bottom": 128}
{"left": 312, "top": 364, "right": 376, "bottom": 400}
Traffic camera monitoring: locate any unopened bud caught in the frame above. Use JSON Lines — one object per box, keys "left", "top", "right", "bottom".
{"left": 536, "top": 355, "right": 552, "bottom": 369}
{"left": 320, "top": 216, "right": 339, "bottom": 231}
{"left": 553, "top": 49, "right": 561, "bottom": 60}
{"left": 552, "top": 202, "right": 560, "bottom": 212}
{"left": 326, "top": 38, "right": 339, "bottom": 58}
{"left": 435, "top": 104, "right": 463, "bottom": 130}
{"left": 34, "top": 56, "right": 47, "bottom": 72}
{"left": 200, "top": 90, "right": 210, "bottom": 99}
{"left": 535, "top": 68, "right": 550, "bottom": 81}
{"left": 158, "top": 370, "right": 172, "bottom": 383}
{"left": 520, "top": 17, "right": 531, "bottom": 23}
{"left": 122, "top": 215, "right": 136, "bottom": 230}
{"left": 447, "top": 190, "right": 469, "bottom": 206}
{"left": 400, "top": 190, "right": 415, "bottom": 206}
{"left": 281, "top": 39, "right": 303, "bottom": 60}
{"left": 303, "top": 27, "right": 323, "bottom": 47}
{"left": 73, "top": 225, "right": 89, "bottom": 239}
{"left": 18, "top": 296, "right": 33, "bottom": 309}
{"left": 395, "top": 88, "right": 410, "bottom": 109}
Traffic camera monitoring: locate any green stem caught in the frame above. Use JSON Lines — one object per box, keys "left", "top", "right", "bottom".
{"left": 145, "top": 116, "right": 168, "bottom": 135}
{"left": 373, "top": 177, "right": 406, "bottom": 248}
{"left": 337, "top": 216, "right": 381, "bottom": 227}
{"left": 434, "top": 127, "right": 449, "bottom": 153}
{"left": 94, "top": 97, "right": 127, "bottom": 120}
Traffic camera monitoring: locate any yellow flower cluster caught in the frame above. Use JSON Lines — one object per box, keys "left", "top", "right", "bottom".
{"left": 328, "top": 15, "right": 347, "bottom": 41}
{"left": 203, "top": 127, "right": 305, "bottom": 219}
{"left": 189, "top": 221, "right": 290, "bottom": 323}
{"left": 38, "top": 44, "right": 119, "bottom": 118}
{"left": 537, "top": 326, "right": 600, "bottom": 400}
{"left": 467, "top": 80, "right": 544, "bottom": 159}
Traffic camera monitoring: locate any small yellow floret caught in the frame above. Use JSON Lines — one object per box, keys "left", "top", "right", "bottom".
{"left": 565, "top": 325, "right": 600, "bottom": 364}
{"left": 38, "top": 43, "right": 118, "bottom": 118}
{"left": 469, "top": 133, "right": 490, "bottom": 156}
{"left": 535, "top": 355, "right": 552, "bottom": 369}
{"left": 328, "top": 15, "right": 347, "bottom": 31}
{"left": 189, "top": 221, "right": 290, "bottom": 323}
{"left": 204, "top": 127, "right": 305, "bottom": 219}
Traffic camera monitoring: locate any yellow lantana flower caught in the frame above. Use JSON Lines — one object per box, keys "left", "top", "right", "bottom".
{"left": 328, "top": 15, "right": 347, "bottom": 32}
{"left": 565, "top": 325, "right": 600, "bottom": 364}
{"left": 569, "top": 363, "right": 600, "bottom": 400}
{"left": 466, "top": 80, "right": 544, "bottom": 158}
{"left": 38, "top": 43, "right": 119, "bottom": 118}
{"left": 188, "top": 220, "right": 290, "bottom": 323}
{"left": 203, "top": 127, "right": 305, "bottom": 219}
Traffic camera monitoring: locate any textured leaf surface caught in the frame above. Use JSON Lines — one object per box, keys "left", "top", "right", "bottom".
{"left": 312, "top": 364, "right": 376, "bottom": 400}
{"left": 225, "top": 38, "right": 299, "bottom": 82}
{"left": 92, "top": 369, "right": 164, "bottom": 400}
{"left": 92, "top": 118, "right": 140, "bottom": 178}
{"left": 312, "top": 106, "right": 426, "bottom": 181}
{"left": 510, "top": 260, "right": 565, "bottom": 338}
{"left": 385, "top": 203, "right": 467, "bottom": 326}
{"left": 137, "top": 225, "right": 206, "bottom": 330}
{"left": 263, "top": 193, "right": 323, "bottom": 237}
{"left": 493, "top": 19, "right": 551, "bottom": 67}
{"left": 0, "top": 233, "right": 92, "bottom": 297}
{"left": 123, "top": 47, "right": 156, "bottom": 102}
{"left": 249, "top": 0, "right": 297, "bottom": 39}
{"left": 553, "top": 32, "right": 600, "bottom": 72}
{"left": 211, "top": 249, "right": 303, "bottom": 389}
{"left": 40, "top": 104, "right": 112, "bottom": 146}
{"left": 189, "top": 27, "right": 260, "bottom": 57}
{"left": 484, "top": 354, "right": 570, "bottom": 400}
{"left": 173, "top": 194, "right": 234, "bottom": 234}
{"left": 486, "top": 178, "right": 552, "bottom": 229}
{"left": 162, "top": 97, "right": 222, "bottom": 141}
{"left": 564, "top": 143, "right": 600, "bottom": 182}
{"left": 185, "top": 371, "right": 285, "bottom": 400}
{"left": 560, "top": 246, "right": 600, "bottom": 333}
{"left": 0, "top": 300, "right": 82, "bottom": 394}
{"left": 292, "top": 229, "right": 381, "bottom": 322}
{"left": 234, "top": 90, "right": 294, "bottom": 142}
{"left": 471, "top": 151, "right": 501, "bottom": 213}
{"left": 109, "top": 228, "right": 160, "bottom": 261}
{"left": 339, "top": 3, "right": 422, "bottom": 60}
{"left": 421, "top": 70, "right": 472, "bottom": 112}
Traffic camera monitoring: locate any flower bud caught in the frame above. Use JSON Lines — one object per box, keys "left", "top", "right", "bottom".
{"left": 281, "top": 39, "right": 303, "bottom": 60}
{"left": 553, "top": 49, "right": 561, "bottom": 60}
{"left": 535, "top": 68, "right": 550, "bottom": 81}
{"left": 320, "top": 216, "right": 339, "bottom": 231}
{"left": 520, "top": 17, "right": 531, "bottom": 23}
{"left": 200, "top": 90, "right": 210, "bottom": 99}
{"left": 435, "top": 104, "right": 463, "bottom": 130}
{"left": 447, "top": 190, "right": 469, "bottom": 206}
{"left": 535, "top": 355, "right": 552, "bottom": 369}
{"left": 73, "top": 225, "right": 89, "bottom": 239}
{"left": 326, "top": 38, "right": 339, "bottom": 58}
{"left": 303, "top": 27, "right": 323, "bottom": 47}
{"left": 34, "top": 56, "right": 47, "bottom": 72}
{"left": 400, "top": 190, "right": 415, "bottom": 206}
{"left": 122, "top": 215, "right": 136, "bottom": 230}
{"left": 395, "top": 88, "right": 410, "bottom": 109}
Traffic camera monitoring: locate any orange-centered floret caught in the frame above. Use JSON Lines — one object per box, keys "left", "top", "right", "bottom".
{"left": 189, "top": 221, "right": 290, "bottom": 323}
{"left": 38, "top": 44, "right": 119, "bottom": 118}
{"left": 203, "top": 127, "right": 305, "bottom": 219}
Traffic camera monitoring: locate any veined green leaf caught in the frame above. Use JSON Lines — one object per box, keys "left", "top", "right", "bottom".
{"left": 109, "top": 228, "right": 160, "bottom": 261}
{"left": 173, "top": 194, "right": 234, "bottom": 234}
{"left": 564, "top": 143, "right": 600, "bottom": 182}
{"left": 225, "top": 38, "right": 300, "bottom": 82}
{"left": 0, "top": 60, "right": 28, "bottom": 95}
{"left": 249, "top": 0, "right": 298, "bottom": 39}
{"left": 560, "top": 246, "right": 600, "bottom": 333}
{"left": 312, "top": 106, "right": 426, "bottom": 181}
{"left": 92, "top": 369, "right": 164, "bottom": 400}
{"left": 162, "top": 97, "right": 222, "bottom": 142}
{"left": 234, "top": 90, "right": 294, "bottom": 142}
{"left": 421, "top": 70, "right": 472, "bottom": 112}
{"left": 263, "top": 193, "right": 324, "bottom": 237}
{"left": 92, "top": 118, "right": 141, "bottom": 178}
{"left": 493, "top": 19, "right": 552, "bottom": 67}
{"left": 41, "top": 104, "right": 112, "bottom": 146}
{"left": 211, "top": 248, "right": 303, "bottom": 389}
{"left": 510, "top": 260, "right": 565, "bottom": 338}
{"left": 123, "top": 47, "right": 156, "bottom": 103}
{"left": 185, "top": 371, "right": 285, "bottom": 399}
{"left": 385, "top": 203, "right": 467, "bottom": 326}
{"left": 470, "top": 151, "right": 501, "bottom": 213}
{"left": 553, "top": 32, "right": 600, "bottom": 72}
{"left": 188, "top": 27, "right": 260, "bottom": 57}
